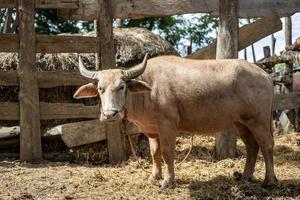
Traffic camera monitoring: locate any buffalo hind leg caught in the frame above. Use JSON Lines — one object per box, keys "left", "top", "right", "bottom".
{"left": 248, "top": 124, "right": 278, "bottom": 187}
{"left": 148, "top": 137, "right": 162, "bottom": 182}
{"left": 235, "top": 122, "right": 259, "bottom": 181}
{"left": 158, "top": 122, "right": 176, "bottom": 189}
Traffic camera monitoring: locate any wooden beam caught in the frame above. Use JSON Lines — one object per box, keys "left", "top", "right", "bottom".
{"left": 0, "top": 0, "right": 79, "bottom": 9}
{"left": 1, "top": 92, "right": 299, "bottom": 121}
{"left": 274, "top": 92, "right": 300, "bottom": 110}
{"left": 96, "top": 0, "right": 126, "bottom": 164}
{"left": 40, "top": 102, "right": 98, "bottom": 119}
{"left": 0, "top": 34, "right": 98, "bottom": 53}
{"left": 0, "top": 71, "right": 92, "bottom": 87}
{"left": 17, "top": 0, "right": 42, "bottom": 162}
{"left": 0, "top": 102, "right": 98, "bottom": 120}
{"left": 58, "top": 0, "right": 300, "bottom": 20}
{"left": 215, "top": 0, "right": 238, "bottom": 160}
{"left": 188, "top": 15, "right": 282, "bottom": 60}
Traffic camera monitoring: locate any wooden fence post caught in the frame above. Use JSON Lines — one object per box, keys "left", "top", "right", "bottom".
{"left": 284, "top": 16, "right": 296, "bottom": 130}
{"left": 215, "top": 0, "right": 238, "bottom": 160}
{"left": 17, "top": 0, "right": 42, "bottom": 162}
{"left": 97, "top": 0, "right": 126, "bottom": 164}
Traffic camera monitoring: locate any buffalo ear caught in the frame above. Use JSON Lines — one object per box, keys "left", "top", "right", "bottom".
{"left": 73, "top": 83, "right": 98, "bottom": 99}
{"left": 127, "top": 79, "right": 151, "bottom": 93}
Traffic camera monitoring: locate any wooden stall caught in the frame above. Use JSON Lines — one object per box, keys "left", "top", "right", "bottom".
{"left": 0, "top": 0, "right": 300, "bottom": 163}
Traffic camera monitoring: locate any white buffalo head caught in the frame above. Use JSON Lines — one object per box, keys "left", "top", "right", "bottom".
{"left": 73, "top": 54, "right": 151, "bottom": 122}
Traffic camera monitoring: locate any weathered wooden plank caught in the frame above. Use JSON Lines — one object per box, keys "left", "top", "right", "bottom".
{"left": 40, "top": 102, "right": 98, "bottom": 119}
{"left": 96, "top": 0, "right": 126, "bottom": 164}
{"left": 58, "top": 0, "right": 300, "bottom": 20}
{"left": 0, "top": 71, "right": 18, "bottom": 86}
{"left": 17, "top": 0, "right": 42, "bottom": 162}
{"left": 274, "top": 92, "right": 300, "bottom": 110}
{"left": 36, "top": 35, "right": 99, "bottom": 53}
{"left": 0, "top": 0, "right": 78, "bottom": 8}
{"left": 1, "top": 94, "right": 300, "bottom": 121}
{"left": 0, "top": 102, "right": 19, "bottom": 120}
{"left": 0, "top": 71, "right": 92, "bottom": 87}
{"left": 0, "top": 34, "right": 98, "bottom": 53}
{"left": 0, "top": 33, "right": 18, "bottom": 52}
{"left": 188, "top": 16, "right": 282, "bottom": 60}
{"left": 37, "top": 71, "right": 92, "bottom": 88}
{"left": 61, "top": 120, "right": 139, "bottom": 148}
{"left": 0, "top": 102, "right": 98, "bottom": 120}
{"left": 215, "top": 0, "right": 238, "bottom": 160}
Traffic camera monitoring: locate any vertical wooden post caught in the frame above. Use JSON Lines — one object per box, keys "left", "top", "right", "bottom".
{"left": 263, "top": 46, "right": 271, "bottom": 58}
{"left": 115, "top": 19, "right": 123, "bottom": 28}
{"left": 284, "top": 16, "right": 295, "bottom": 129}
{"left": 215, "top": 0, "right": 238, "bottom": 160}
{"left": 97, "top": 0, "right": 126, "bottom": 164}
{"left": 284, "top": 17, "right": 292, "bottom": 46}
{"left": 17, "top": 0, "right": 42, "bottom": 162}
{"left": 244, "top": 48, "right": 247, "bottom": 60}
{"left": 247, "top": 19, "right": 256, "bottom": 62}
{"left": 271, "top": 34, "right": 276, "bottom": 56}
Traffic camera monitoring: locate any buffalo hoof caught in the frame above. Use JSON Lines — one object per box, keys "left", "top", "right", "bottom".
{"left": 262, "top": 178, "right": 279, "bottom": 188}
{"left": 233, "top": 171, "right": 243, "bottom": 181}
{"left": 234, "top": 171, "right": 256, "bottom": 182}
{"left": 160, "top": 179, "right": 175, "bottom": 189}
{"left": 148, "top": 175, "right": 161, "bottom": 185}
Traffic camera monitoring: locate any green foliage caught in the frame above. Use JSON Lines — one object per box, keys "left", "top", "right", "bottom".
{"left": 0, "top": 9, "right": 219, "bottom": 54}
{"left": 125, "top": 15, "right": 218, "bottom": 54}
{"left": 35, "top": 10, "right": 80, "bottom": 34}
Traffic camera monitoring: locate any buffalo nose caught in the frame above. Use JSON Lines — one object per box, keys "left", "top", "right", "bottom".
{"left": 103, "top": 110, "right": 118, "bottom": 119}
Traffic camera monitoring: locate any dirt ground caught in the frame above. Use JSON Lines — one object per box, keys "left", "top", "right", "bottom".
{"left": 0, "top": 133, "right": 300, "bottom": 200}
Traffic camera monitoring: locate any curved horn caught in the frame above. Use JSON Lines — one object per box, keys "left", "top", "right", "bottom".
{"left": 78, "top": 56, "right": 98, "bottom": 79}
{"left": 122, "top": 53, "right": 149, "bottom": 80}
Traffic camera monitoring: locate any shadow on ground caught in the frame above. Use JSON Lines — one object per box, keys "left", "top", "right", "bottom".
{"left": 187, "top": 175, "right": 300, "bottom": 200}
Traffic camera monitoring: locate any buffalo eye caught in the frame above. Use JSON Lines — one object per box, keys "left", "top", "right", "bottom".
{"left": 98, "top": 87, "right": 105, "bottom": 94}
{"left": 118, "top": 85, "right": 125, "bottom": 91}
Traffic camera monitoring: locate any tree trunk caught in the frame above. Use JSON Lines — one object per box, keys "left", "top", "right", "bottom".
{"left": 215, "top": 0, "right": 238, "bottom": 160}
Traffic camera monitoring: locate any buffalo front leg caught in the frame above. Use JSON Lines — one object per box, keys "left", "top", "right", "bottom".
{"left": 158, "top": 124, "right": 176, "bottom": 189}
{"left": 148, "top": 137, "right": 162, "bottom": 181}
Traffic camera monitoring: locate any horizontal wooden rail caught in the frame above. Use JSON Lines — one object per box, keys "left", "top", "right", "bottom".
{"left": 0, "top": 0, "right": 78, "bottom": 9}
{"left": 0, "top": 92, "right": 299, "bottom": 120}
{"left": 0, "top": 102, "right": 98, "bottom": 120}
{"left": 0, "top": 34, "right": 98, "bottom": 53}
{"left": 58, "top": 0, "right": 300, "bottom": 20}
{"left": 0, "top": 70, "right": 92, "bottom": 88}
{"left": 273, "top": 92, "right": 300, "bottom": 110}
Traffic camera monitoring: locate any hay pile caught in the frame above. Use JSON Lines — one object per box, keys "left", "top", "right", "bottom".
{"left": 0, "top": 28, "right": 177, "bottom": 71}
{"left": 0, "top": 27, "right": 177, "bottom": 128}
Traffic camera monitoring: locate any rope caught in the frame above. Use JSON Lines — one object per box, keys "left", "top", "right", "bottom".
{"left": 176, "top": 134, "right": 194, "bottom": 166}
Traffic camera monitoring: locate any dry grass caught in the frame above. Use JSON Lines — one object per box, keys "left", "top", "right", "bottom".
{"left": 0, "top": 133, "right": 299, "bottom": 200}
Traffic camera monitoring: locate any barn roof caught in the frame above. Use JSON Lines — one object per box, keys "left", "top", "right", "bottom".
{"left": 58, "top": 0, "right": 300, "bottom": 20}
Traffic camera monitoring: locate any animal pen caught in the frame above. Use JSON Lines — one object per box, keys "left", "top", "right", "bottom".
{"left": 0, "top": 0, "right": 300, "bottom": 165}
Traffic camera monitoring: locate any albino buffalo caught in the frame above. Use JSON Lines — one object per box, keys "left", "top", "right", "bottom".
{"left": 73, "top": 54, "right": 277, "bottom": 188}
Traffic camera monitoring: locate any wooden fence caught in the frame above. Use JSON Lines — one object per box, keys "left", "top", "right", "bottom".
{"left": 0, "top": 0, "right": 300, "bottom": 163}
{"left": 0, "top": 0, "right": 126, "bottom": 163}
